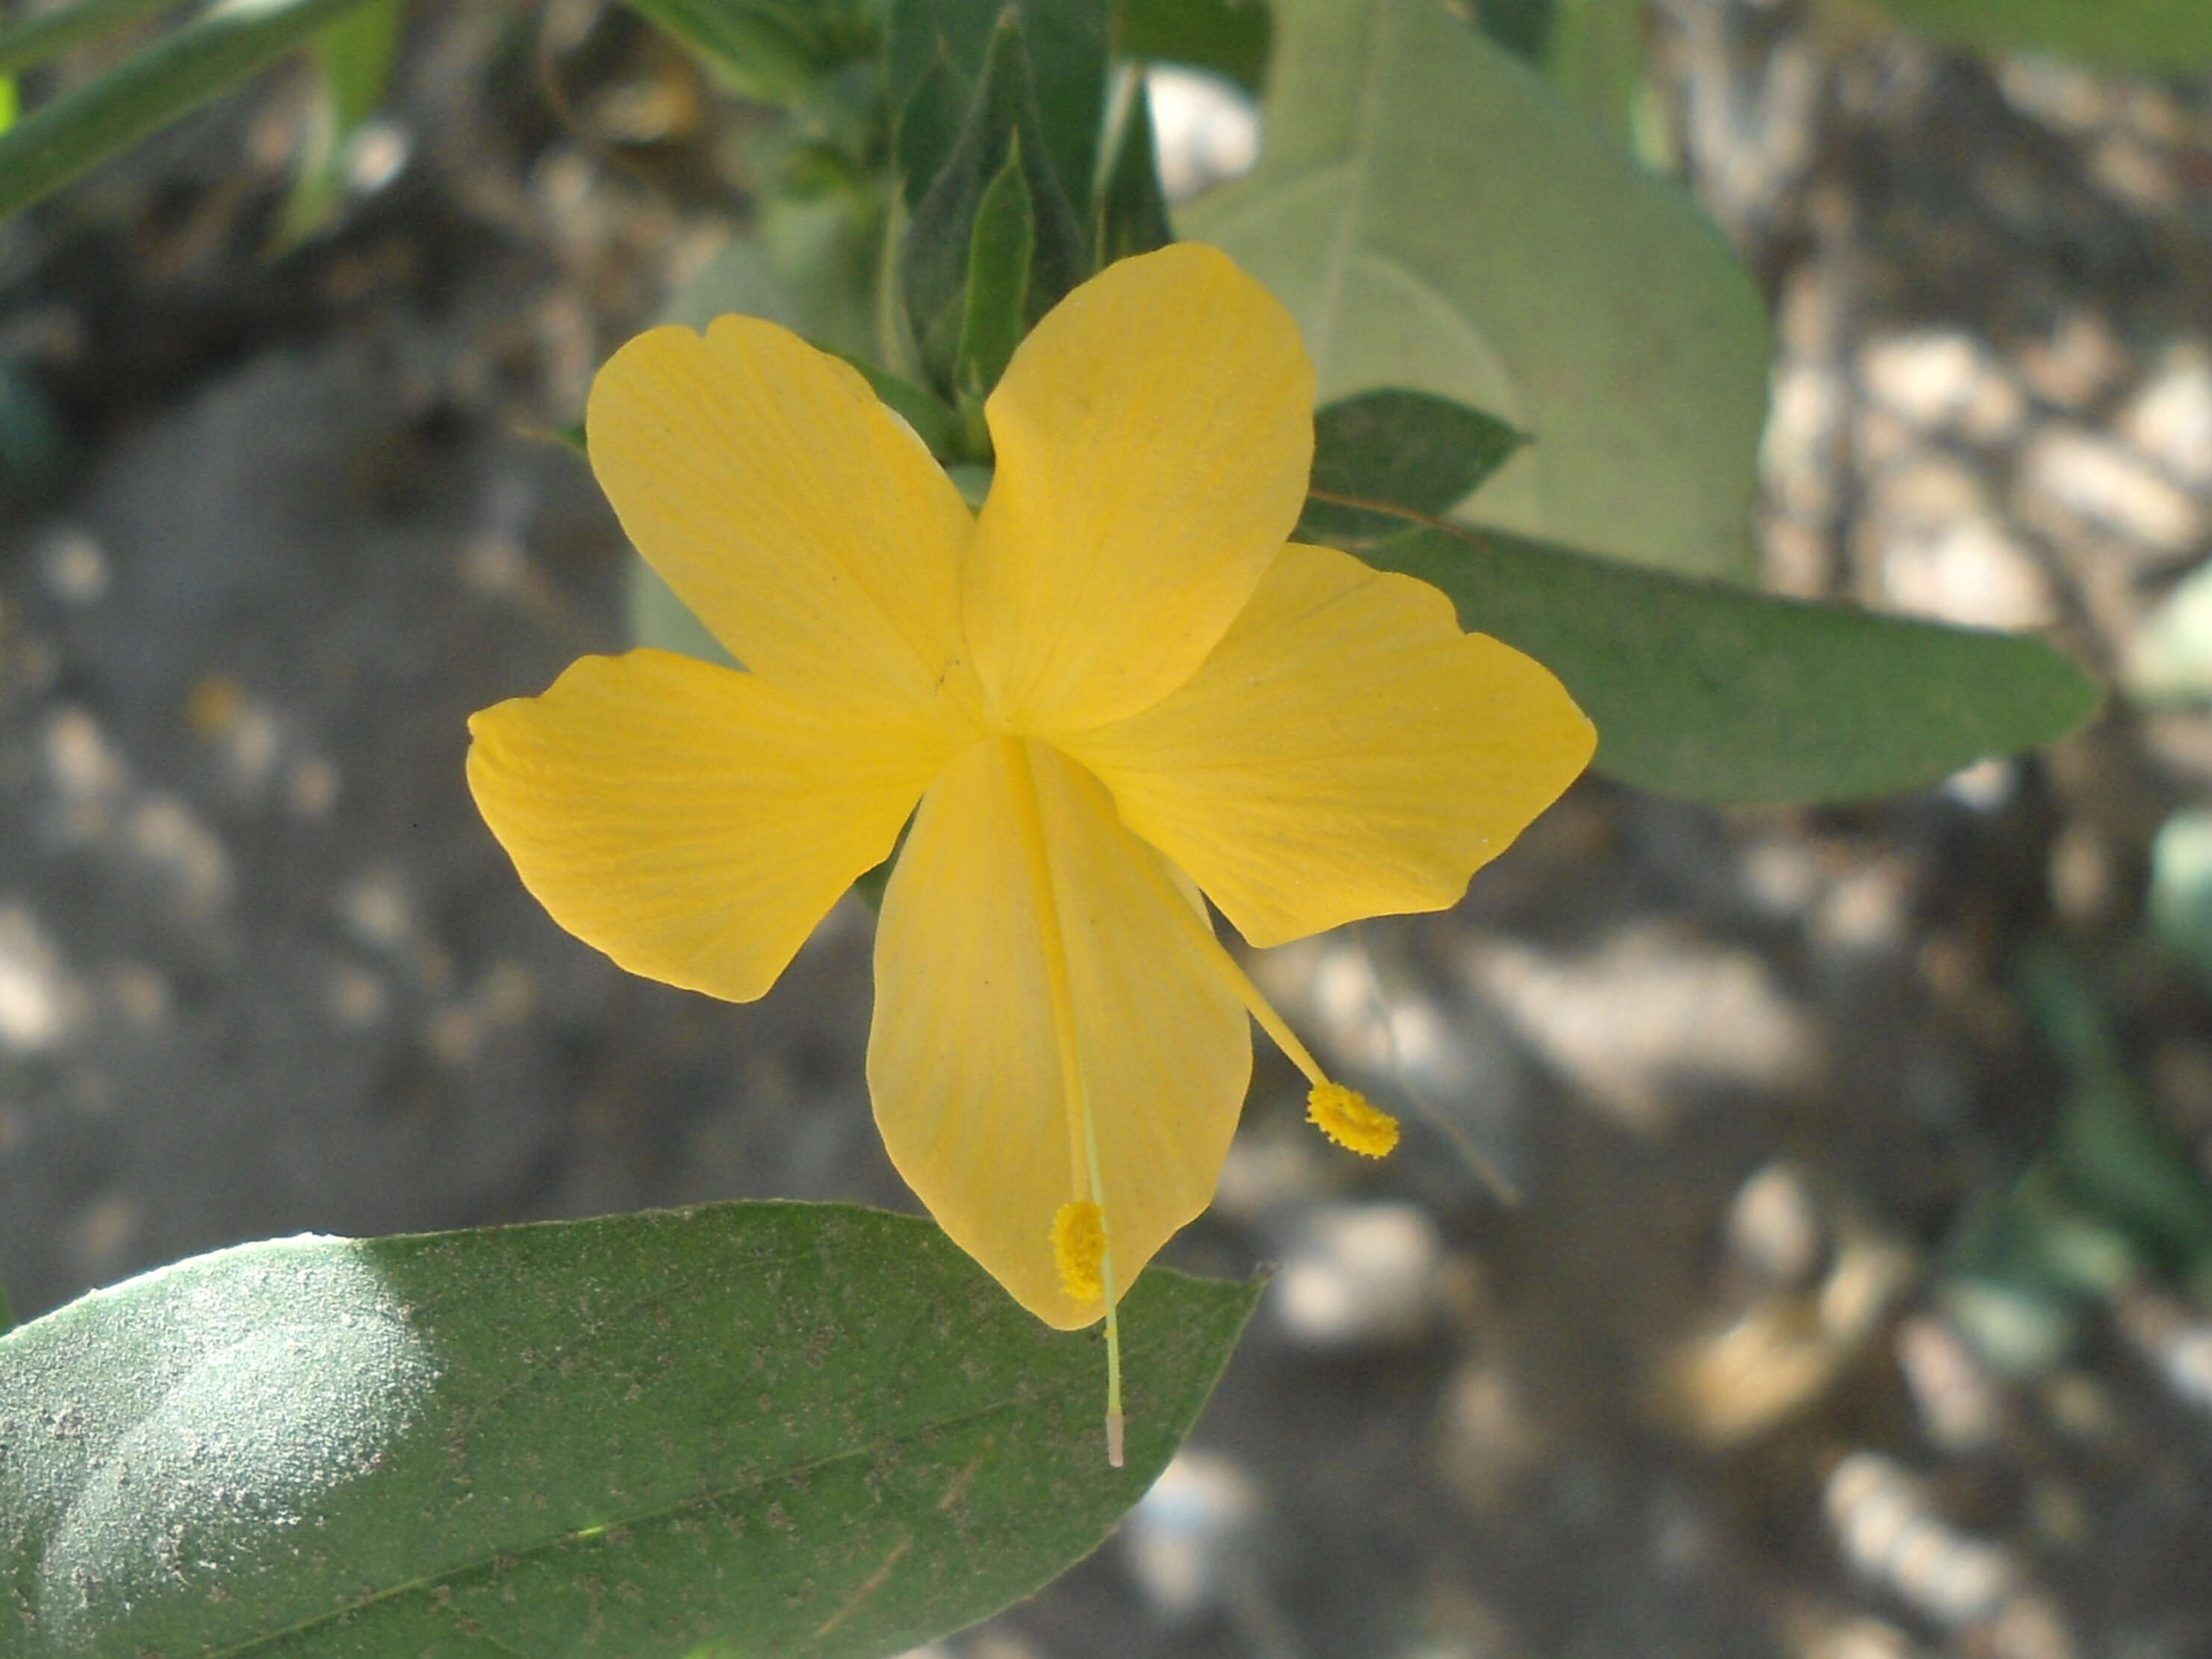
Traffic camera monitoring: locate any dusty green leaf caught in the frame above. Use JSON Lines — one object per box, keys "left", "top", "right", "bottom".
{"left": 1544, "top": 0, "right": 1648, "bottom": 144}
{"left": 665, "top": 205, "right": 881, "bottom": 362}
{"left": 1299, "top": 388, "right": 1525, "bottom": 544}
{"left": 0, "top": 1203, "right": 1258, "bottom": 1658}
{"left": 1873, "top": 0, "right": 2212, "bottom": 71}
{"left": 0, "top": 0, "right": 387, "bottom": 221}
{"left": 1356, "top": 521, "right": 2100, "bottom": 803}
{"left": 1185, "top": 0, "right": 1771, "bottom": 582}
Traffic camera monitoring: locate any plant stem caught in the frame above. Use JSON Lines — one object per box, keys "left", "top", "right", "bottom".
{"left": 0, "top": 1269, "right": 16, "bottom": 1336}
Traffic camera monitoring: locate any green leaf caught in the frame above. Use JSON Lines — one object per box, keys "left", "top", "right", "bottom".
{"left": 2125, "top": 559, "right": 2212, "bottom": 707}
{"left": 665, "top": 205, "right": 882, "bottom": 362}
{"left": 0, "top": 0, "right": 385, "bottom": 223}
{"left": 1475, "top": 0, "right": 1647, "bottom": 140}
{"left": 1299, "top": 388, "right": 1526, "bottom": 544}
{"left": 1184, "top": 0, "right": 1771, "bottom": 582}
{"left": 2019, "top": 946, "right": 2212, "bottom": 1268}
{"left": 1355, "top": 521, "right": 2101, "bottom": 803}
{"left": 887, "top": 0, "right": 1107, "bottom": 217}
{"left": 621, "top": 0, "right": 827, "bottom": 103}
{"left": 2152, "top": 807, "right": 2212, "bottom": 990}
{"left": 1095, "top": 64, "right": 1173, "bottom": 264}
{"left": 1113, "top": 0, "right": 1270, "bottom": 93}
{"left": 0, "top": 355, "right": 69, "bottom": 486}
{"left": 893, "top": 46, "right": 969, "bottom": 206}
{"left": 1544, "top": 0, "right": 1647, "bottom": 145}
{"left": 0, "top": 1203, "right": 1258, "bottom": 1658}
{"left": 630, "top": 556, "right": 739, "bottom": 667}
{"left": 901, "top": 9, "right": 1084, "bottom": 385}
{"left": 1476, "top": 0, "right": 1553, "bottom": 59}
{"left": 0, "top": 0, "right": 178, "bottom": 78}
{"left": 273, "top": 0, "right": 404, "bottom": 249}
{"left": 2059, "top": 1078, "right": 2212, "bottom": 1266}
{"left": 316, "top": 0, "right": 402, "bottom": 131}
{"left": 1873, "top": 0, "right": 2212, "bottom": 72}
{"left": 955, "top": 129, "right": 1036, "bottom": 438}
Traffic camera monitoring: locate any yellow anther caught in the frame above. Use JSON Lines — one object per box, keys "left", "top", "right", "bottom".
{"left": 1052, "top": 1200, "right": 1107, "bottom": 1302}
{"left": 1307, "top": 1082, "right": 1399, "bottom": 1158}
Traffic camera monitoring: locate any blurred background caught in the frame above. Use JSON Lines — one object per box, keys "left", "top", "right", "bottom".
{"left": 4, "top": 1, "right": 2212, "bottom": 1655}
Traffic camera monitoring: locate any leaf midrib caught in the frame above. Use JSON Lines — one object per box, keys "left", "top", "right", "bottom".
{"left": 193, "top": 1375, "right": 1087, "bottom": 1659}
{"left": 1305, "top": 0, "right": 1393, "bottom": 382}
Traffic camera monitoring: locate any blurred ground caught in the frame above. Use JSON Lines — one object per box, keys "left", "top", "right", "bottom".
{"left": 4, "top": 2, "right": 2212, "bottom": 1656}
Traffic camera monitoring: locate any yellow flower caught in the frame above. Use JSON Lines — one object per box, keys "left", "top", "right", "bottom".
{"left": 468, "top": 243, "right": 1593, "bottom": 1349}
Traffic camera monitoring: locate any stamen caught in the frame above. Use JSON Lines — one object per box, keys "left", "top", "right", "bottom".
{"left": 1152, "top": 874, "right": 1402, "bottom": 1164}
{"left": 1307, "top": 1081, "right": 1400, "bottom": 1157}
{"left": 1004, "top": 738, "right": 1126, "bottom": 1467}
{"left": 1053, "top": 1200, "right": 1107, "bottom": 1301}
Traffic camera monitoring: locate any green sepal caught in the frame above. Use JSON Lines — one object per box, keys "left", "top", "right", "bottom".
{"left": 1297, "top": 388, "right": 1526, "bottom": 545}
{"left": 820, "top": 342, "right": 966, "bottom": 462}
{"left": 952, "top": 130, "right": 1036, "bottom": 451}
{"left": 901, "top": 8, "right": 1084, "bottom": 391}
{"left": 1095, "top": 65, "right": 1173, "bottom": 264}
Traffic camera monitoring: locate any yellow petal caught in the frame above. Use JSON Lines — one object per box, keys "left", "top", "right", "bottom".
{"left": 868, "top": 737, "right": 1251, "bottom": 1329}
{"left": 468, "top": 649, "right": 961, "bottom": 1003}
{"left": 587, "top": 317, "right": 981, "bottom": 721}
{"left": 963, "top": 244, "right": 1314, "bottom": 731}
{"left": 1065, "top": 542, "right": 1595, "bottom": 949}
